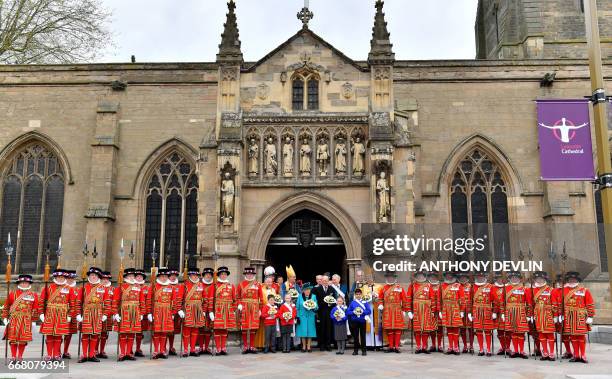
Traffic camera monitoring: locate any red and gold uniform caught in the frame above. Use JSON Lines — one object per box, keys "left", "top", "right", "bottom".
{"left": 62, "top": 271, "right": 79, "bottom": 359}
{"left": 134, "top": 270, "right": 150, "bottom": 357}
{"left": 112, "top": 269, "right": 147, "bottom": 360}
{"left": 459, "top": 278, "right": 474, "bottom": 353}
{"left": 440, "top": 277, "right": 465, "bottom": 354}
{"left": 2, "top": 275, "right": 40, "bottom": 360}
{"left": 471, "top": 279, "right": 497, "bottom": 355}
{"left": 428, "top": 276, "right": 443, "bottom": 351}
{"left": 97, "top": 272, "right": 114, "bottom": 358}
{"left": 376, "top": 272, "right": 409, "bottom": 352}
{"left": 148, "top": 269, "right": 179, "bottom": 358}
{"left": 406, "top": 276, "right": 438, "bottom": 352}
{"left": 209, "top": 266, "right": 237, "bottom": 355}
{"left": 176, "top": 269, "right": 206, "bottom": 356}
{"left": 40, "top": 270, "right": 75, "bottom": 360}
{"left": 532, "top": 273, "right": 560, "bottom": 360}
{"left": 499, "top": 273, "right": 533, "bottom": 358}
{"left": 198, "top": 269, "right": 215, "bottom": 354}
{"left": 73, "top": 268, "right": 112, "bottom": 361}
{"left": 167, "top": 271, "right": 182, "bottom": 355}
{"left": 237, "top": 268, "right": 263, "bottom": 353}
{"left": 493, "top": 277, "right": 511, "bottom": 354}
{"left": 561, "top": 272, "right": 595, "bottom": 363}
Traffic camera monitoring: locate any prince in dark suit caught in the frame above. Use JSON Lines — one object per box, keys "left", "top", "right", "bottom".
{"left": 313, "top": 275, "right": 337, "bottom": 351}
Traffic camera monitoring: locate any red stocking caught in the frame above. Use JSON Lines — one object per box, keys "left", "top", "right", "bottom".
{"left": 45, "top": 336, "right": 54, "bottom": 358}
{"left": 136, "top": 333, "right": 143, "bottom": 352}
{"left": 221, "top": 332, "right": 228, "bottom": 351}
{"left": 421, "top": 332, "right": 429, "bottom": 349}
{"left": 82, "top": 335, "right": 90, "bottom": 359}
{"left": 54, "top": 336, "right": 62, "bottom": 358}
{"left": 168, "top": 334, "right": 174, "bottom": 351}
{"left": 17, "top": 343, "right": 26, "bottom": 359}
{"left": 241, "top": 331, "right": 248, "bottom": 350}
{"left": 63, "top": 334, "right": 72, "bottom": 355}
{"left": 250, "top": 331, "right": 256, "bottom": 350}
{"left": 89, "top": 336, "right": 98, "bottom": 358}
{"left": 182, "top": 326, "right": 191, "bottom": 353}
{"left": 190, "top": 329, "right": 199, "bottom": 352}
{"left": 476, "top": 332, "right": 484, "bottom": 352}
{"left": 119, "top": 334, "right": 126, "bottom": 356}
{"left": 99, "top": 332, "right": 108, "bottom": 353}
{"left": 548, "top": 337, "right": 555, "bottom": 358}
{"left": 203, "top": 332, "right": 211, "bottom": 351}
{"left": 127, "top": 335, "right": 135, "bottom": 355}
{"left": 10, "top": 343, "right": 17, "bottom": 359}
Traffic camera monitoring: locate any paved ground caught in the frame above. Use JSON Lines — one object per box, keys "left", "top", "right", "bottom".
{"left": 2, "top": 333, "right": 612, "bottom": 379}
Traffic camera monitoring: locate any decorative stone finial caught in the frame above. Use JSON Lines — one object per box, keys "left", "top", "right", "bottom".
{"left": 217, "top": 0, "right": 243, "bottom": 64}
{"left": 368, "top": 0, "right": 395, "bottom": 65}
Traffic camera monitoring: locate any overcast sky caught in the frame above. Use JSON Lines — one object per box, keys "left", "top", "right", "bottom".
{"left": 98, "top": 0, "right": 479, "bottom": 63}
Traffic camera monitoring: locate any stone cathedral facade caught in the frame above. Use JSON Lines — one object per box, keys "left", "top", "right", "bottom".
{"left": 0, "top": 1, "right": 611, "bottom": 321}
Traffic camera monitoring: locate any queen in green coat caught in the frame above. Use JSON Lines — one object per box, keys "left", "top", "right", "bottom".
{"left": 296, "top": 283, "right": 318, "bottom": 352}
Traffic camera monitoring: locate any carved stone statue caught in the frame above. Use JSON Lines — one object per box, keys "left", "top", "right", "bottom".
{"left": 282, "top": 137, "right": 294, "bottom": 177}
{"left": 221, "top": 172, "right": 235, "bottom": 225}
{"left": 248, "top": 138, "right": 259, "bottom": 177}
{"left": 264, "top": 137, "right": 277, "bottom": 177}
{"left": 300, "top": 138, "right": 312, "bottom": 176}
{"left": 335, "top": 138, "right": 347, "bottom": 175}
{"left": 376, "top": 171, "right": 390, "bottom": 223}
{"left": 352, "top": 137, "right": 366, "bottom": 176}
{"left": 317, "top": 138, "right": 329, "bottom": 177}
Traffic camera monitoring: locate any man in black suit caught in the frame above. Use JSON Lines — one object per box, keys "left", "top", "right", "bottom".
{"left": 313, "top": 274, "right": 337, "bottom": 351}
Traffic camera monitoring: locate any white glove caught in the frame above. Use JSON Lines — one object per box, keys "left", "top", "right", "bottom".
{"left": 586, "top": 317, "right": 593, "bottom": 325}
{"left": 408, "top": 312, "right": 414, "bottom": 320}
{"left": 492, "top": 313, "right": 497, "bottom": 320}
{"left": 378, "top": 304, "right": 384, "bottom": 311}
{"left": 39, "top": 314, "right": 45, "bottom": 323}
{"left": 364, "top": 315, "right": 371, "bottom": 322}
{"left": 76, "top": 315, "right": 83, "bottom": 323}
{"left": 528, "top": 317, "right": 534, "bottom": 323}
{"left": 209, "top": 312, "right": 215, "bottom": 321}
{"left": 501, "top": 314, "right": 505, "bottom": 322}
{"left": 258, "top": 310, "right": 261, "bottom": 317}
{"left": 147, "top": 314, "right": 153, "bottom": 322}
{"left": 113, "top": 314, "right": 121, "bottom": 323}
{"left": 101, "top": 315, "right": 108, "bottom": 322}
{"left": 559, "top": 315, "right": 564, "bottom": 322}
{"left": 237, "top": 304, "right": 243, "bottom": 311}
{"left": 460, "top": 312, "right": 465, "bottom": 319}
{"left": 553, "top": 316, "right": 559, "bottom": 323}
{"left": 140, "top": 315, "right": 144, "bottom": 321}
{"left": 438, "top": 312, "right": 443, "bottom": 319}
{"left": 67, "top": 316, "right": 71, "bottom": 323}
{"left": 468, "top": 314, "right": 473, "bottom": 322}
{"left": 2, "top": 318, "right": 8, "bottom": 326}
{"left": 402, "top": 311, "right": 406, "bottom": 318}
{"left": 178, "top": 310, "right": 185, "bottom": 319}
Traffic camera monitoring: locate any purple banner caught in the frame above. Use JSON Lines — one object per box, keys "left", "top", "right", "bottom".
{"left": 537, "top": 100, "right": 595, "bottom": 181}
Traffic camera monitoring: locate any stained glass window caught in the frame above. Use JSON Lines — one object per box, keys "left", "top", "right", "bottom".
{"left": 450, "top": 148, "right": 510, "bottom": 261}
{"left": 292, "top": 70, "right": 320, "bottom": 111}
{"left": 292, "top": 78, "right": 304, "bottom": 110}
{"left": 0, "top": 143, "right": 65, "bottom": 274}
{"left": 308, "top": 79, "right": 319, "bottom": 110}
{"left": 143, "top": 153, "right": 198, "bottom": 272}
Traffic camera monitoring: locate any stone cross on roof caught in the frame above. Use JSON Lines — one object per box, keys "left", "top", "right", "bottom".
{"left": 297, "top": 0, "right": 314, "bottom": 29}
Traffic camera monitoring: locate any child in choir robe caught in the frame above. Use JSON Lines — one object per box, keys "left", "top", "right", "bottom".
{"left": 347, "top": 288, "right": 372, "bottom": 356}
{"left": 261, "top": 294, "right": 279, "bottom": 353}
{"left": 278, "top": 294, "right": 297, "bottom": 353}
{"left": 331, "top": 297, "right": 348, "bottom": 355}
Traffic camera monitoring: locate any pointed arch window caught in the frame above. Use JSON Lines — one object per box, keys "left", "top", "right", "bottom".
{"left": 292, "top": 70, "right": 319, "bottom": 111}
{"left": 0, "top": 143, "right": 64, "bottom": 274}
{"left": 450, "top": 148, "right": 510, "bottom": 261}
{"left": 143, "top": 152, "right": 198, "bottom": 271}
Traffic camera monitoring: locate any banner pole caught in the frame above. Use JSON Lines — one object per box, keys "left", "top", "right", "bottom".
{"left": 584, "top": 0, "right": 612, "bottom": 298}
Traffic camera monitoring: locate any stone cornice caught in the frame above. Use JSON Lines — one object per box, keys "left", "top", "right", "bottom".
{"left": 242, "top": 112, "right": 370, "bottom": 124}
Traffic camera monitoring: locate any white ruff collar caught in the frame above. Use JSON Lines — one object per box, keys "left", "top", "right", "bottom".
{"left": 67, "top": 281, "right": 76, "bottom": 287}
{"left": 475, "top": 280, "right": 487, "bottom": 286}
{"left": 202, "top": 278, "right": 213, "bottom": 285}
{"left": 53, "top": 279, "right": 66, "bottom": 286}
{"left": 125, "top": 278, "right": 135, "bottom": 285}
{"left": 88, "top": 278, "right": 100, "bottom": 285}
{"left": 18, "top": 285, "right": 31, "bottom": 291}
{"left": 170, "top": 278, "right": 178, "bottom": 285}
{"left": 157, "top": 278, "right": 170, "bottom": 285}
{"left": 217, "top": 278, "right": 229, "bottom": 283}
{"left": 189, "top": 277, "right": 200, "bottom": 283}
{"left": 103, "top": 282, "right": 111, "bottom": 288}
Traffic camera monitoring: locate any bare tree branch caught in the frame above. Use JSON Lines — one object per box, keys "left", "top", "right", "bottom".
{"left": 0, "top": 0, "right": 113, "bottom": 64}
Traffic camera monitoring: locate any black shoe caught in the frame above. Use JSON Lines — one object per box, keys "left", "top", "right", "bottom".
{"left": 445, "top": 350, "right": 453, "bottom": 355}
{"left": 362, "top": 350, "right": 367, "bottom": 356}
{"left": 422, "top": 349, "right": 431, "bottom": 355}
{"left": 182, "top": 353, "right": 189, "bottom": 358}
{"left": 415, "top": 349, "right": 422, "bottom": 354}
{"left": 118, "top": 356, "right": 125, "bottom": 362}
{"left": 62, "top": 353, "right": 72, "bottom": 359}
{"left": 336, "top": 351, "right": 342, "bottom": 355}
{"left": 242, "top": 350, "right": 249, "bottom": 355}
{"left": 352, "top": 351, "right": 358, "bottom": 356}
{"left": 219, "top": 351, "right": 228, "bottom": 356}
{"left": 520, "top": 353, "right": 528, "bottom": 359}
{"left": 97, "top": 352, "right": 108, "bottom": 359}
{"left": 510, "top": 352, "right": 518, "bottom": 358}
{"left": 385, "top": 349, "right": 393, "bottom": 353}
{"left": 428, "top": 346, "right": 436, "bottom": 353}
{"left": 168, "top": 349, "right": 177, "bottom": 356}
{"left": 125, "top": 355, "right": 136, "bottom": 361}
{"left": 562, "top": 353, "right": 573, "bottom": 359}
{"left": 89, "top": 357, "right": 100, "bottom": 362}
{"left": 152, "top": 354, "right": 159, "bottom": 360}
{"left": 160, "top": 353, "right": 168, "bottom": 359}
{"left": 469, "top": 348, "right": 474, "bottom": 354}
{"left": 581, "top": 358, "right": 589, "bottom": 364}
{"left": 189, "top": 351, "right": 198, "bottom": 357}
{"left": 486, "top": 353, "right": 492, "bottom": 357}
{"left": 271, "top": 350, "right": 277, "bottom": 354}
{"left": 497, "top": 349, "right": 505, "bottom": 356}
{"left": 395, "top": 348, "right": 401, "bottom": 354}
{"left": 134, "top": 350, "right": 144, "bottom": 357}
{"left": 478, "top": 351, "right": 485, "bottom": 357}
{"left": 540, "top": 356, "right": 548, "bottom": 361}
{"left": 78, "top": 357, "right": 88, "bottom": 363}
{"left": 569, "top": 357, "right": 580, "bottom": 363}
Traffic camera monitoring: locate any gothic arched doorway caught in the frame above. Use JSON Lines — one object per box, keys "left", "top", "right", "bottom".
{"left": 265, "top": 209, "right": 347, "bottom": 284}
